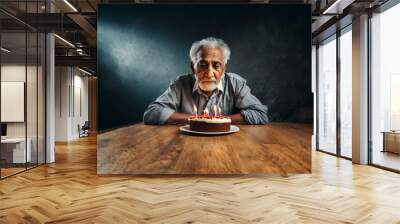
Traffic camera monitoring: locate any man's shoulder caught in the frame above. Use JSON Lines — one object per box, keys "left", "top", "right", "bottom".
{"left": 166, "top": 74, "right": 194, "bottom": 93}
{"left": 225, "top": 73, "right": 247, "bottom": 85}
{"left": 170, "top": 74, "right": 194, "bottom": 86}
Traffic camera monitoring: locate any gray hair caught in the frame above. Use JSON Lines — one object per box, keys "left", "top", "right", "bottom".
{"left": 189, "top": 37, "right": 231, "bottom": 65}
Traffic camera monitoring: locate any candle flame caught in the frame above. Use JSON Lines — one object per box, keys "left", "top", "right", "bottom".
{"left": 204, "top": 108, "right": 209, "bottom": 115}
{"left": 193, "top": 105, "right": 198, "bottom": 118}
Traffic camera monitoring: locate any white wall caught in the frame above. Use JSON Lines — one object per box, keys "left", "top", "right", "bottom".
{"left": 1, "top": 63, "right": 46, "bottom": 164}
{"left": 55, "top": 66, "right": 89, "bottom": 141}
{"left": 1, "top": 65, "right": 27, "bottom": 140}
{"left": 72, "top": 73, "right": 89, "bottom": 138}
{"left": 55, "top": 66, "right": 69, "bottom": 141}
{"left": 1, "top": 64, "right": 42, "bottom": 137}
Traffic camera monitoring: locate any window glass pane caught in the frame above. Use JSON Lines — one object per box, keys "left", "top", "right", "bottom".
{"left": 371, "top": 3, "right": 400, "bottom": 171}
{"left": 0, "top": 1, "right": 46, "bottom": 178}
{"left": 340, "top": 29, "right": 352, "bottom": 158}
{"left": 27, "top": 30, "right": 38, "bottom": 169}
{"left": 38, "top": 32, "right": 45, "bottom": 165}
{"left": 318, "top": 36, "right": 337, "bottom": 154}
{"left": 26, "top": 0, "right": 40, "bottom": 169}
{"left": 1, "top": 30, "right": 27, "bottom": 177}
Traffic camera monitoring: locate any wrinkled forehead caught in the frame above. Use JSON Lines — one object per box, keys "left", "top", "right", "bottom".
{"left": 197, "top": 47, "right": 225, "bottom": 63}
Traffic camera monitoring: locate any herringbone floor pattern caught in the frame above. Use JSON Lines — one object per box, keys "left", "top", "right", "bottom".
{"left": 1, "top": 135, "right": 400, "bottom": 223}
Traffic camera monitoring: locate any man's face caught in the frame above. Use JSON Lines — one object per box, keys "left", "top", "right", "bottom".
{"left": 192, "top": 47, "right": 226, "bottom": 93}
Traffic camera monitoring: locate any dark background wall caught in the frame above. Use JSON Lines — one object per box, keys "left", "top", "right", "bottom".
{"left": 98, "top": 4, "right": 312, "bottom": 131}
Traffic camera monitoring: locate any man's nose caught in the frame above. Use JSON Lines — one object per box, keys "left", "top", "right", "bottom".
{"left": 205, "top": 66, "right": 214, "bottom": 78}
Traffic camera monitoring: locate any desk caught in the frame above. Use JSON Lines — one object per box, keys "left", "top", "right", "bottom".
{"left": 97, "top": 123, "right": 312, "bottom": 175}
{"left": 1, "top": 138, "right": 31, "bottom": 164}
{"left": 382, "top": 131, "right": 400, "bottom": 154}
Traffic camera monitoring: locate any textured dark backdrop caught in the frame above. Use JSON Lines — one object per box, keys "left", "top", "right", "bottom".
{"left": 98, "top": 4, "right": 312, "bottom": 131}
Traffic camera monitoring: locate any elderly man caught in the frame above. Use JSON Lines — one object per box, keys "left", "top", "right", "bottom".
{"left": 143, "top": 37, "right": 269, "bottom": 125}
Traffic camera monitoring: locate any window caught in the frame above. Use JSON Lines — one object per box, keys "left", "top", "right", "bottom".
{"left": 370, "top": 2, "right": 400, "bottom": 171}
{"left": 317, "top": 35, "right": 337, "bottom": 154}
{"left": 339, "top": 28, "right": 352, "bottom": 158}
{"left": 0, "top": 2, "right": 46, "bottom": 179}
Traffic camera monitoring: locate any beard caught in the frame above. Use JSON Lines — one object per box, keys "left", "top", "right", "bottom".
{"left": 199, "top": 81, "right": 218, "bottom": 92}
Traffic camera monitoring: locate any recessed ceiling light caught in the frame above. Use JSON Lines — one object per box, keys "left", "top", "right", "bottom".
{"left": 322, "top": 0, "right": 356, "bottom": 15}
{"left": 54, "top": 34, "right": 75, "bottom": 48}
{"left": 78, "top": 67, "right": 93, "bottom": 76}
{"left": 1, "top": 47, "right": 11, "bottom": 53}
{"left": 63, "top": 0, "right": 78, "bottom": 12}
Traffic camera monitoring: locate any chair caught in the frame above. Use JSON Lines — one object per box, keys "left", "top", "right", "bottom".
{"left": 78, "top": 121, "right": 90, "bottom": 138}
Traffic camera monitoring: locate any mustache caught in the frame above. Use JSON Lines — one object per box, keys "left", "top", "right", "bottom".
{"left": 200, "top": 78, "right": 217, "bottom": 82}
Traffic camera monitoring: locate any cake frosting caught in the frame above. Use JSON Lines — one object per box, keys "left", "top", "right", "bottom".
{"left": 188, "top": 117, "right": 231, "bottom": 123}
{"left": 188, "top": 115, "right": 231, "bottom": 132}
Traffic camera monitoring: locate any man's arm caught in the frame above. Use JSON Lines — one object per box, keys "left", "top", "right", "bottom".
{"left": 167, "top": 112, "right": 245, "bottom": 124}
{"left": 166, "top": 112, "right": 191, "bottom": 124}
{"left": 228, "top": 113, "right": 246, "bottom": 124}
{"left": 234, "top": 81, "right": 270, "bottom": 125}
{"left": 143, "top": 81, "right": 183, "bottom": 125}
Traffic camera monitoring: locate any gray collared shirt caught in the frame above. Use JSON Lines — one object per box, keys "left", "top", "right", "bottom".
{"left": 143, "top": 73, "right": 270, "bottom": 125}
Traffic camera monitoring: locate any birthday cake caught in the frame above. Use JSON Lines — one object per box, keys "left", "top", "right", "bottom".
{"left": 188, "top": 116, "right": 231, "bottom": 132}
{"left": 188, "top": 106, "right": 231, "bottom": 132}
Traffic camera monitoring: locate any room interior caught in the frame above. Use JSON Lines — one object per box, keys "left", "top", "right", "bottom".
{"left": 0, "top": 0, "right": 400, "bottom": 223}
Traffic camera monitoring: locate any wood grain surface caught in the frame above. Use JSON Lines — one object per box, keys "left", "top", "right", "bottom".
{"left": 97, "top": 123, "right": 312, "bottom": 175}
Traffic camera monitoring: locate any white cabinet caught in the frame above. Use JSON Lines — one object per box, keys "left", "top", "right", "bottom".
{"left": 1, "top": 138, "right": 32, "bottom": 163}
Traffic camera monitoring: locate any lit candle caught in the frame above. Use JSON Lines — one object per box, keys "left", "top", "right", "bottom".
{"left": 213, "top": 105, "right": 217, "bottom": 117}
{"left": 193, "top": 105, "right": 198, "bottom": 118}
{"left": 218, "top": 106, "right": 222, "bottom": 117}
{"left": 204, "top": 108, "right": 209, "bottom": 117}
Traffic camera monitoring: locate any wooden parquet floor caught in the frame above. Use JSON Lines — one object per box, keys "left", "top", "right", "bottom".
{"left": 1, "top": 135, "right": 400, "bottom": 223}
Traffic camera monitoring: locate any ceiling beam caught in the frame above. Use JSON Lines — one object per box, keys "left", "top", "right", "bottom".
{"left": 66, "top": 13, "right": 97, "bottom": 47}
{"left": 55, "top": 55, "right": 96, "bottom": 71}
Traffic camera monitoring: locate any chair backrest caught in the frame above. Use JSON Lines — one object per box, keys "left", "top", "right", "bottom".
{"left": 82, "top": 121, "right": 90, "bottom": 129}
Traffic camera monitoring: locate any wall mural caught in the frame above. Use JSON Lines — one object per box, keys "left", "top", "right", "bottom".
{"left": 97, "top": 4, "right": 312, "bottom": 175}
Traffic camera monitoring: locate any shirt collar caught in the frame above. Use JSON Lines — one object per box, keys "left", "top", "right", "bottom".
{"left": 192, "top": 74, "right": 224, "bottom": 95}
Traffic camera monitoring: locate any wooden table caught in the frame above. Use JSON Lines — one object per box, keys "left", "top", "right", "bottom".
{"left": 97, "top": 123, "right": 312, "bottom": 175}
